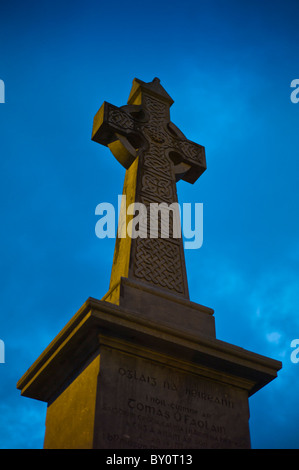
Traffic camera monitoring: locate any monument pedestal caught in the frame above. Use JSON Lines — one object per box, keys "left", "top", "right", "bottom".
{"left": 17, "top": 278, "right": 281, "bottom": 449}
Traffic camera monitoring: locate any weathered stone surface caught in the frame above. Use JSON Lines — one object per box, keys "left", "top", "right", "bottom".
{"left": 106, "top": 277, "right": 216, "bottom": 338}
{"left": 44, "top": 354, "right": 100, "bottom": 449}
{"left": 94, "top": 344, "right": 251, "bottom": 449}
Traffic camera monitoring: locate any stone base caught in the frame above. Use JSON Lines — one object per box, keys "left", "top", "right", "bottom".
{"left": 17, "top": 282, "right": 281, "bottom": 449}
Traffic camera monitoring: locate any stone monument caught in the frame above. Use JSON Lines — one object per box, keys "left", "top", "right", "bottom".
{"left": 17, "top": 77, "right": 282, "bottom": 449}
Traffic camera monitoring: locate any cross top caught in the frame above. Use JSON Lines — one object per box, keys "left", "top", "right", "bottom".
{"left": 92, "top": 77, "right": 206, "bottom": 302}
{"left": 92, "top": 77, "right": 206, "bottom": 184}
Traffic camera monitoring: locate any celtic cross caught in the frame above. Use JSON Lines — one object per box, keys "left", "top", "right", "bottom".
{"left": 92, "top": 77, "right": 206, "bottom": 301}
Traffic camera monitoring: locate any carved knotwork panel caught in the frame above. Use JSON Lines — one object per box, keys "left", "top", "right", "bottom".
{"left": 108, "top": 108, "right": 135, "bottom": 131}
{"left": 133, "top": 237, "right": 185, "bottom": 294}
{"left": 141, "top": 168, "right": 174, "bottom": 202}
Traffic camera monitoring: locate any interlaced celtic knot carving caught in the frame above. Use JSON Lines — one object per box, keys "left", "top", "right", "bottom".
{"left": 108, "top": 108, "right": 134, "bottom": 130}
{"left": 134, "top": 237, "right": 184, "bottom": 294}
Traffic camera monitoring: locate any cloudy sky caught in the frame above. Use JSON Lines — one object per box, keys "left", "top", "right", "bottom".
{"left": 0, "top": 0, "right": 299, "bottom": 449}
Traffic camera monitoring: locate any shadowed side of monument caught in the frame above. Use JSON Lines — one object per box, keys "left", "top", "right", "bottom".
{"left": 17, "top": 77, "right": 282, "bottom": 449}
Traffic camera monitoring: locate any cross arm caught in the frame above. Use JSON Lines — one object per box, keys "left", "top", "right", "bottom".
{"left": 167, "top": 122, "right": 207, "bottom": 184}
{"left": 91, "top": 102, "right": 136, "bottom": 145}
{"left": 92, "top": 102, "right": 142, "bottom": 169}
{"left": 176, "top": 139, "right": 206, "bottom": 184}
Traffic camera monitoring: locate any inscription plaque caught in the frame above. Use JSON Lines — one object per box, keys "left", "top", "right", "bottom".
{"left": 94, "top": 346, "right": 251, "bottom": 449}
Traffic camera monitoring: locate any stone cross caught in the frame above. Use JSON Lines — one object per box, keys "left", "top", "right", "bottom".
{"left": 16, "top": 78, "right": 281, "bottom": 452}
{"left": 92, "top": 77, "right": 206, "bottom": 301}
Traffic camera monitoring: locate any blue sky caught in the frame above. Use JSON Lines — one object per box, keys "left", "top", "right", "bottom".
{"left": 0, "top": 0, "right": 299, "bottom": 449}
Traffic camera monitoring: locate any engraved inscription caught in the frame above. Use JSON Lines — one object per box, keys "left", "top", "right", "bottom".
{"left": 97, "top": 349, "right": 251, "bottom": 449}
{"left": 118, "top": 367, "right": 157, "bottom": 387}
